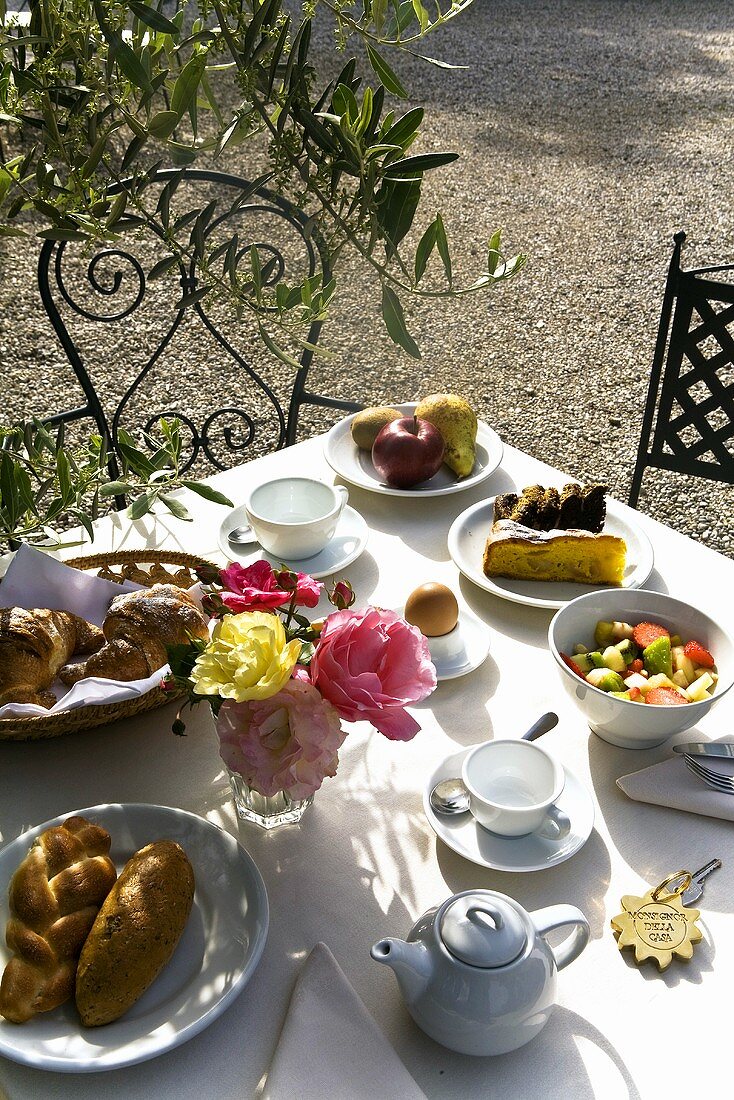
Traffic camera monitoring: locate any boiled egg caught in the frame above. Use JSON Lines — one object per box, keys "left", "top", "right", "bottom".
{"left": 405, "top": 582, "right": 459, "bottom": 637}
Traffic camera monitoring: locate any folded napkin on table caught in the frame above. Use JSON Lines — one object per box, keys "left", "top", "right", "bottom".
{"left": 263, "top": 943, "right": 426, "bottom": 1100}
{"left": 617, "top": 739, "right": 734, "bottom": 822}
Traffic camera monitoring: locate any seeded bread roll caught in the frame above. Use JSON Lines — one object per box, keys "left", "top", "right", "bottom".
{"left": 75, "top": 839, "right": 195, "bottom": 1027}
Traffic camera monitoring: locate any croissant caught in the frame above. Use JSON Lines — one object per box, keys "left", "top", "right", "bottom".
{"left": 0, "top": 607, "right": 104, "bottom": 709}
{"left": 59, "top": 583, "right": 209, "bottom": 685}
{"left": 0, "top": 816, "right": 117, "bottom": 1023}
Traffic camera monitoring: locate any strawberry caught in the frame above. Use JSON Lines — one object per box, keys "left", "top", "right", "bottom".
{"left": 561, "top": 652, "right": 585, "bottom": 678}
{"left": 646, "top": 687, "right": 688, "bottom": 706}
{"left": 628, "top": 686, "right": 643, "bottom": 702}
{"left": 684, "top": 640, "right": 715, "bottom": 669}
{"left": 629, "top": 659, "right": 644, "bottom": 674}
{"left": 632, "top": 621, "right": 670, "bottom": 649}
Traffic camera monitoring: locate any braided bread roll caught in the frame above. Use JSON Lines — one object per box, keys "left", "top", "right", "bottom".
{"left": 0, "top": 816, "right": 117, "bottom": 1023}
{"left": 59, "top": 584, "right": 209, "bottom": 685}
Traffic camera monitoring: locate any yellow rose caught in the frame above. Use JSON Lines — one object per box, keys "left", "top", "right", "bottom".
{"left": 190, "top": 611, "right": 302, "bottom": 702}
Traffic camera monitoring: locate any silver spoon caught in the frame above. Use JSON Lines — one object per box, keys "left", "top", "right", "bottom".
{"left": 429, "top": 712, "right": 559, "bottom": 817}
{"left": 228, "top": 524, "right": 257, "bottom": 545}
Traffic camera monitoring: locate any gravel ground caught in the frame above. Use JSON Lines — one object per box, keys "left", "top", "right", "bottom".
{"left": 1, "top": 0, "right": 733, "bottom": 556}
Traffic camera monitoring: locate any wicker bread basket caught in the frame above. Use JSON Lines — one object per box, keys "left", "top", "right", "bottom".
{"left": 0, "top": 550, "right": 216, "bottom": 742}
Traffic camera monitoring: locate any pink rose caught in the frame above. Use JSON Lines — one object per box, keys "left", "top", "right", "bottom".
{"left": 219, "top": 560, "right": 322, "bottom": 612}
{"left": 308, "top": 607, "right": 436, "bottom": 741}
{"left": 216, "top": 679, "right": 346, "bottom": 800}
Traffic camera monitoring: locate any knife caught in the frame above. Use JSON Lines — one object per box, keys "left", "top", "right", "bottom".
{"left": 673, "top": 742, "right": 734, "bottom": 758}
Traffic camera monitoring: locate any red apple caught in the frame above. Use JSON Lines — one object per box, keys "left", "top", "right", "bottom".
{"left": 372, "top": 416, "right": 445, "bottom": 488}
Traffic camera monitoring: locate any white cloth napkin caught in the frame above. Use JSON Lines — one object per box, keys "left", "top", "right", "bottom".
{"left": 263, "top": 943, "right": 426, "bottom": 1100}
{"left": 0, "top": 544, "right": 169, "bottom": 718}
{"left": 617, "top": 739, "right": 734, "bottom": 822}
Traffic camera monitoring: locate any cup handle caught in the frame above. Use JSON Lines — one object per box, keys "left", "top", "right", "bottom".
{"left": 537, "top": 803, "right": 571, "bottom": 841}
{"left": 530, "top": 905, "right": 590, "bottom": 971}
{"left": 334, "top": 484, "right": 349, "bottom": 518}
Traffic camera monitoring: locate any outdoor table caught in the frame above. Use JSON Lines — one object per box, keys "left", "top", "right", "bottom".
{"left": 1, "top": 436, "right": 732, "bottom": 1100}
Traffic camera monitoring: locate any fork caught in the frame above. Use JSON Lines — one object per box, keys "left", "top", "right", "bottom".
{"left": 683, "top": 754, "right": 734, "bottom": 795}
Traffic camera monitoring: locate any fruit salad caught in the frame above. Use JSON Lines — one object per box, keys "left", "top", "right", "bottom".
{"left": 561, "top": 619, "right": 718, "bottom": 705}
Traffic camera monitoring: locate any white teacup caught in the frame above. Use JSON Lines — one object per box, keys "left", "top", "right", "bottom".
{"left": 245, "top": 478, "right": 348, "bottom": 560}
{"left": 462, "top": 739, "right": 566, "bottom": 838}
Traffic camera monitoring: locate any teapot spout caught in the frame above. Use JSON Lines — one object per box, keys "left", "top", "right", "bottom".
{"left": 370, "top": 938, "right": 431, "bottom": 1005}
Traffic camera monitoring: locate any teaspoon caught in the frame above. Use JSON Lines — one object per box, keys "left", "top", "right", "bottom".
{"left": 429, "top": 711, "right": 559, "bottom": 817}
{"left": 228, "top": 524, "right": 257, "bottom": 545}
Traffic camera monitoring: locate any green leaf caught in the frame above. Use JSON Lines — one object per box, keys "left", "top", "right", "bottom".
{"left": 487, "top": 228, "right": 502, "bottom": 275}
{"left": 166, "top": 140, "right": 196, "bottom": 166}
{"left": 171, "top": 54, "right": 205, "bottom": 118}
{"left": 109, "top": 33, "right": 152, "bottom": 94}
{"left": 129, "top": 1, "right": 180, "bottom": 35}
{"left": 382, "top": 284, "right": 421, "bottom": 359}
{"left": 37, "top": 228, "right": 89, "bottom": 241}
{"left": 411, "top": 0, "right": 430, "bottom": 30}
{"left": 98, "top": 481, "right": 131, "bottom": 497}
{"left": 383, "top": 107, "right": 424, "bottom": 149}
{"left": 414, "top": 219, "right": 437, "bottom": 283}
{"left": 366, "top": 44, "right": 408, "bottom": 99}
{"left": 377, "top": 178, "right": 421, "bottom": 252}
{"left": 149, "top": 110, "right": 179, "bottom": 139}
{"left": 158, "top": 493, "right": 191, "bottom": 520}
{"left": 129, "top": 491, "right": 157, "bottom": 520}
{"left": 149, "top": 254, "right": 180, "bottom": 280}
{"left": 382, "top": 151, "right": 458, "bottom": 178}
{"left": 175, "top": 285, "right": 211, "bottom": 309}
{"left": 181, "top": 480, "right": 234, "bottom": 507}
{"left": 435, "top": 212, "right": 452, "bottom": 285}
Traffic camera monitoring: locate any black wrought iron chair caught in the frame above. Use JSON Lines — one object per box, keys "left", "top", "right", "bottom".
{"left": 37, "top": 168, "right": 362, "bottom": 501}
{"left": 629, "top": 231, "right": 734, "bottom": 508}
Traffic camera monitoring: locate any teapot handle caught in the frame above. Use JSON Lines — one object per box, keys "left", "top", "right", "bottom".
{"left": 531, "top": 905, "right": 590, "bottom": 971}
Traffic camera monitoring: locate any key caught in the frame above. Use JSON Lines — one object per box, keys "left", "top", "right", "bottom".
{"left": 680, "top": 859, "right": 722, "bottom": 906}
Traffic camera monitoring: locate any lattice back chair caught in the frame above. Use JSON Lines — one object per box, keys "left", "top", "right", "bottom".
{"left": 629, "top": 231, "right": 734, "bottom": 508}
{"left": 37, "top": 168, "right": 362, "bottom": 505}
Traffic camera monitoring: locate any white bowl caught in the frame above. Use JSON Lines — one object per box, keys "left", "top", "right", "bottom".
{"left": 549, "top": 589, "right": 734, "bottom": 749}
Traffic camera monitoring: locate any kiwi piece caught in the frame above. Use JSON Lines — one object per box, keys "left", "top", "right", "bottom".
{"left": 351, "top": 406, "right": 402, "bottom": 450}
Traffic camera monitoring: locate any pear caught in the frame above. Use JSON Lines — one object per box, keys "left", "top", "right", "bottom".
{"left": 414, "top": 394, "right": 478, "bottom": 478}
{"left": 350, "top": 406, "right": 402, "bottom": 451}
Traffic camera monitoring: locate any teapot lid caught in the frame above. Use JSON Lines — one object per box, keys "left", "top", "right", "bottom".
{"left": 439, "top": 893, "right": 527, "bottom": 968}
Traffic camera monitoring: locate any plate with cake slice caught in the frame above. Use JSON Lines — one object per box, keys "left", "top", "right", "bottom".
{"left": 448, "top": 483, "right": 654, "bottom": 610}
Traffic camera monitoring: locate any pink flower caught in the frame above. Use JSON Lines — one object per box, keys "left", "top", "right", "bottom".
{"left": 308, "top": 607, "right": 436, "bottom": 741}
{"left": 219, "top": 560, "right": 322, "bottom": 613}
{"left": 329, "top": 579, "right": 355, "bottom": 610}
{"left": 216, "top": 679, "right": 346, "bottom": 799}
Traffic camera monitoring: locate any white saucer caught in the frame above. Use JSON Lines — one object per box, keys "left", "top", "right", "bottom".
{"left": 423, "top": 608, "right": 491, "bottom": 681}
{"left": 218, "top": 504, "right": 368, "bottom": 580}
{"left": 424, "top": 747, "right": 594, "bottom": 872}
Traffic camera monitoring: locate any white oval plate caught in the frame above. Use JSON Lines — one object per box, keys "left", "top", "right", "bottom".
{"left": 425, "top": 608, "right": 491, "bottom": 682}
{"left": 424, "top": 748, "right": 594, "bottom": 872}
{"left": 323, "top": 403, "right": 504, "bottom": 497}
{"left": 0, "top": 803, "right": 269, "bottom": 1073}
{"left": 448, "top": 496, "right": 655, "bottom": 610}
{"left": 219, "top": 503, "right": 368, "bottom": 579}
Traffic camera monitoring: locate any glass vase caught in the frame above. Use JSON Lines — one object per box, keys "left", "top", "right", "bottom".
{"left": 226, "top": 768, "right": 313, "bottom": 830}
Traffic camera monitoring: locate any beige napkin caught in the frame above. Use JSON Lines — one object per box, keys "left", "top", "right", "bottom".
{"left": 263, "top": 943, "right": 426, "bottom": 1100}
{"left": 617, "top": 740, "right": 734, "bottom": 821}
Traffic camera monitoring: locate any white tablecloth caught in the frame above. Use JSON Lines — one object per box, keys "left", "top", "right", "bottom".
{"left": 1, "top": 440, "right": 732, "bottom": 1100}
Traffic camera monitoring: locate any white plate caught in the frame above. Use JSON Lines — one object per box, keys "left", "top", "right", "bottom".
{"left": 219, "top": 504, "right": 368, "bottom": 579}
{"left": 424, "top": 748, "right": 594, "bottom": 872}
{"left": 425, "top": 608, "right": 491, "bottom": 681}
{"left": 323, "top": 403, "right": 504, "bottom": 497}
{"left": 448, "top": 496, "right": 655, "bottom": 610}
{"left": 0, "top": 803, "right": 269, "bottom": 1073}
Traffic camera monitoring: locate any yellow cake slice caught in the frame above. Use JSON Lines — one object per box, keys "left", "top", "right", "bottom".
{"left": 483, "top": 520, "right": 627, "bottom": 585}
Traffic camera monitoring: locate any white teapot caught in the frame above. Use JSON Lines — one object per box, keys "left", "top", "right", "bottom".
{"left": 371, "top": 889, "right": 589, "bottom": 1056}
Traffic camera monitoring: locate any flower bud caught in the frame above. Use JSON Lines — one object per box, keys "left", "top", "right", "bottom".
{"left": 329, "top": 579, "right": 355, "bottom": 610}
{"left": 274, "top": 568, "right": 298, "bottom": 592}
